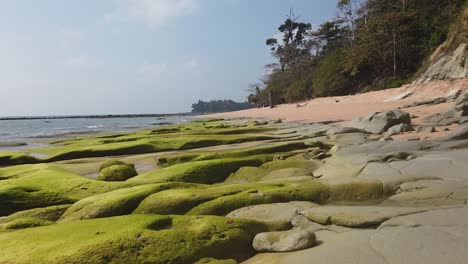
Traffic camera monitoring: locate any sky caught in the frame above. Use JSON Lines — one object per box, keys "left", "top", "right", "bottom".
{"left": 0, "top": 0, "right": 338, "bottom": 116}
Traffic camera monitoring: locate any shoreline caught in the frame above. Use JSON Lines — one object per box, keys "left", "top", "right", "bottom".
{"left": 0, "top": 113, "right": 192, "bottom": 121}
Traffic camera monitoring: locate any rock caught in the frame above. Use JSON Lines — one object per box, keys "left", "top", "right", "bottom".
{"left": 379, "top": 136, "right": 393, "bottom": 141}
{"left": 403, "top": 97, "right": 447, "bottom": 108}
{"left": 226, "top": 202, "right": 318, "bottom": 230}
{"left": 438, "top": 117, "right": 460, "bottom": 126}
{"left": 348, "top": 110, "right": 411, "bottom": 134}
{"left": 460, "top": 116, "right": 468, "bottom": 124}
{"left": 383, "top": 91, "right": 414, "bottom": 102}
{"left": 424, "top": 92, "right": 468, "bottom": 125}
{"left": 385, "top": 123, "right": 412, "bottom": 136}
{"left": 416, "top": 126, "right": 436, "bottom": 133}
{"left": 413, "top": 43, "right": 468, "bottom": 84}
{"left": 446, "top": 88, "right": 462, "bottom": 100}
{"left": 253, "top": 227, "right": 317, "bottom": 252}
{"left": 404, "top": 136, "right": 420, "bottom": 141}
{"left": 300, "top": 206, "right": 427, "bottom": 228}
{"left": 455, "top": 91, "right": 468, "bottom": 106}
{"left": 437, "top": 124, "right": 468, "bottom": 141}
{"left": 97, "top": 164, "right": 138, "bottom": 181}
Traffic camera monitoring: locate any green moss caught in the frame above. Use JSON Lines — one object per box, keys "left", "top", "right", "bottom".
{"left": 0, "top": 164, "right": 130, "bottom": 216}
{"left": 225, "top": 167, "right": 267, "bottom": 183}
{"left": 61, "top": 183, "right": 201, "bottom": 221}
{"left": 195, "top": 258, "right": 237, "bottom": 264}
{"left": 225, "top": 159, "right": 320, "bottom": 184}
{"left": 1, "top": 217, "right": 53, "bottom": 231}
{"left": 0, "top": 186, "right": 75, "bottom": 216}
{"left": 0, "top": 214, "right": 268, "bottom": 263}
{"left": 159, "top": 142, "right": 307, "bottom": 167}
{"left": 35, "top": 134, "right": 275, "bottom": 162}
{"left": 188, "top": 181, "right": 330, "bottom": 216}
{"left": 327, "top": 180, "right": 384, "bottom": 201}
{"left": 99, "top": 159, "right": 134, "bottom": 172}
{"left": 130, "top": 156, "right": 275, "bottom": 184}
{"left": 134, "top": 183, "right": 275, "bottom": 215}
{"left": 0, "top": 205, "right": 71, "bottom": 224}
{"left": 97, "top": 164, "right": 138, "bottom": 182}
{"left": 0, "top": 152, "right": 39, "bottom": 166}
{"left": 135, "top": 181, "right": 329, "bottom": 216}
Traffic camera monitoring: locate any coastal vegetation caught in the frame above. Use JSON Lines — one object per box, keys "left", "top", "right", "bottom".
{"left": 249, "top": 0, "right": 466, "bottom": 106}
{"left": 191, "top": 100, "right": 254, "bottom": 114}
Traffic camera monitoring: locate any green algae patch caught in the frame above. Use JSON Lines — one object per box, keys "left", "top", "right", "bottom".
{"left": 1, "top": 217, "right": 54, "bottom": 231}
{"left": 135, "top": 181, "right": 329, "bottom": 216}
{"left": 188, "top": 181, "right": 330, "bottom": 216}
{"left": 0, "top": 152, "right": 39, "bottom": 166}
{"left": 98, "top": 164, "right": 138, "bottom": 181}
{"left": 99, "top": 159, "right": 134, "bottom": 171}
{"left": 0, "top": 214, "right": 268, "bottom": 264}
{"left": 0, "top": 205, "right": 71, "bottom": 224}
{"left": 130, "top": 156, "right": 275, "bottom": 184}
{"left": 195, "top": 258, "right": 237, "bottom": 264}
{"left": 159, "top": 142, "right": 307, "bottom": 167}
{"left": 35, "top": 134, "right": 275, "bottom": 162}
{"left": 134, "top": 183, "right": 278, "bottom": 215}
{"left": 225, "top": 159, "right": 321, "bottom": 184}
{"left": 60, "top": 183, "right": 201, "bottom": 221}
{"left": 0, "top": 164, "right": 131, "bottom": 216}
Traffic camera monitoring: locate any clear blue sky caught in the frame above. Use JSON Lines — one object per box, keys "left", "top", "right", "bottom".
{"left": 0, "top": 0, "right": 338, "bottom": 116}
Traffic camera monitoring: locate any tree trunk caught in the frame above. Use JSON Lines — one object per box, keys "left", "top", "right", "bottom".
{"left": 393, "top": 29, "right": 397, "bottom": 79}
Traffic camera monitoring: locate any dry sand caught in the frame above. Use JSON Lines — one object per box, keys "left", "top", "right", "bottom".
{"left": 206, "top": 79, "right": 468, "bottom": 140}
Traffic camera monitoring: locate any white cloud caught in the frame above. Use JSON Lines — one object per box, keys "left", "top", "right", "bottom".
{"left": 183, "top": 59, "right": 199, "bottom": 69}
{"left": 105, "top": 0, "right": 198, "bottom": 28}
{"left": 136, "top": 62, "right": 168, "bottom": 80}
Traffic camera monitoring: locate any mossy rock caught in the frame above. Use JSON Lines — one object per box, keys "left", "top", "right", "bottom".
{"left": 99, "top": 159, "right": 134, "bottom": 172}
{"left": 0, "top": 164, "right": 130, "bottom": 216}
{"left": 135, "top": 181, "right": 330, "bottom": 216}
{"left": 130, "top": 156, "right": 274, "bottom": 184}
{"left": 60, "top": 183, "right": 201, "bottom": 221}
{"left": 0, "top": 186, "right": 75, "bottom": 217}
{"left": 0, "top": 205, "right": 71, "bottom": 224}
{"left": 134, "top": 183, "right": 274, "bottom": 215}
{"left": 0, "top": 214, "right": 269, "bottom": 263}
{"left": 225, "top": 159, "right": 320, "bottom": 184}
{"left": 159, "top": 142, "right": 307, "bottom": 167}
{"left": 98, "top": 165, "right": 138, "bottom": 182}
{"left": 325, "top": 179, "right": 384, "bottom": 201}
{"left": 225, "top": 167, "right": 267, "bottom": 184}
{"left": 187, "top": 181, "right": 330, "bottom": 216}
{"left": 1, "top": 217, "right": 53, "bottom": 231}
{"left": 195, "top": 258, "right": 237, "bottom": 264}
{"left": 0, "top": 152, "right": 39, "bottom": 166}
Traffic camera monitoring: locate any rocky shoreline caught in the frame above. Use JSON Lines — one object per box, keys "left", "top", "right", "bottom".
{"left": 0, "top": 90, "right": 468, "bottom": 263}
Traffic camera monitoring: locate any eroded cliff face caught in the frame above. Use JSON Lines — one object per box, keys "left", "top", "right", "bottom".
{"left": 414, "top": 8, "right": 468, "bottom": 84}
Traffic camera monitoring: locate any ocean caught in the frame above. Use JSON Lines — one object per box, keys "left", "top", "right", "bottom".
{"left": 0, "top": 115, "right": 193, "bottom": 150}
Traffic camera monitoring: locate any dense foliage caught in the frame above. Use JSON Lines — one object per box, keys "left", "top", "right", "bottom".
{"left": 250, "top": 0, "right": 466, "bottom": 106}
{"left": 191, "top": 100, "right": 254, "bottom": 114}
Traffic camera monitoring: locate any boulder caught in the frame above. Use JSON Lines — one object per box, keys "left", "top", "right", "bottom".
{"left": 385, "top": 123, "right": 412, "bottom": 136}
{"left": 226, "top": 202, "right": 318, "bottom": 230}
{"left": 97, "top": 164, "right": 138, "bottom": 181}
{"left": 416, "top": 126, "right": 436, "bottom": 133}
{"left": 347, "top": 110, "right": 411, "bottom": 134}
{"left": 253, "top": 227, "right": 316, "bottom": 252}
{"left": 300, "top": 206, "right": 427, "bottom": 227}
{"left": 424, "top": 92, "right": 468, "bottom": 125}
{"left": 436, "top": 124, "right": 468, "bottom": 141}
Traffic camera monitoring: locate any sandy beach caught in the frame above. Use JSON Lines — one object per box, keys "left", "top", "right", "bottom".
{"left": 207, "top": 79, "right": 468, "bottom": 139}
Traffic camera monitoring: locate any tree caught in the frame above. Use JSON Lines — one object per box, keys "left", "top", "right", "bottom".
{"left": 266, "top": 10, "right": 312, "bottom": 72}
